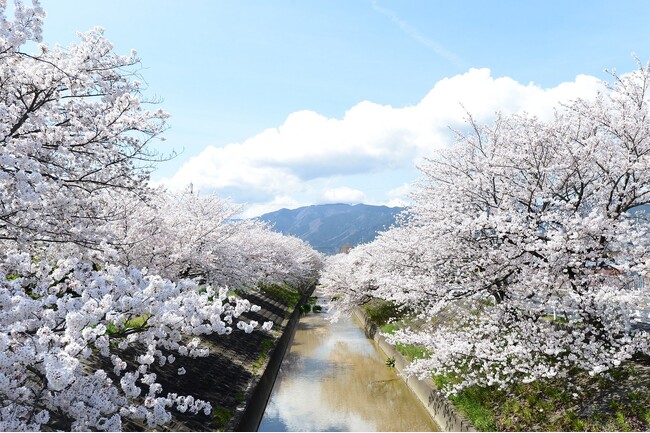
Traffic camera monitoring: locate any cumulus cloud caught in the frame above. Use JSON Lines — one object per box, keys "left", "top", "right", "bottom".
{"left": 241, "top": 195, "right": 302, "bottom": 219}
{"left": 156, "top": 68, "right": 604, "bottom": 216}
{"left": 322, "top": 187, "right": 365, "bottom": 204}
{"left": 387, "top": 183, "right": 412, "bottom": 198}
{"left": 382, "top": 183, "right": 412, "bottom": 208}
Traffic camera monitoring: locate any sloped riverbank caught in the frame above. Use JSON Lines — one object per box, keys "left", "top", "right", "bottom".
{"left": 354, "top": 306, "right": 650, "bottom": 432}
{"left": 111, "top": 285, "right": 314, "bottom": 432}
{"left": 233, "top": 287, "right": 313, "bottom": 431}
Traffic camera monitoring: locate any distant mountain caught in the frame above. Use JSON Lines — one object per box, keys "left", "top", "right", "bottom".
{"left": 258, "top": 203, "right": 404, "bottom": 255}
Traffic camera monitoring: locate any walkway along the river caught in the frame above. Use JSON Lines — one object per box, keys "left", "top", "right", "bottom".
{"left": 257, "top": 292, "right": 440, "bottom": 432}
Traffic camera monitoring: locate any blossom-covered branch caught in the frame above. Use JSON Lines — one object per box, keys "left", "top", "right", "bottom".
{"left": 321, "top": 60, "right": 650, "bottom": 393}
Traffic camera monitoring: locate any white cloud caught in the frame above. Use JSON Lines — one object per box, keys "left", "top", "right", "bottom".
{"left": 387, "top": 182, "right": 412, "bottom": 198}
{"left": 385, "top": 198, "right": 408, "bottom": 208}
{"left": 239, "top": 195, "right": 304, "bottom": 219}
{"left": 381, "top": 182, "right": 413, "bottom": 208}
{"left": 156, "top": 68, "right": 604, "bottom": 215}
{"left": 322, "top": 187, "right": 365, "bottom": 204}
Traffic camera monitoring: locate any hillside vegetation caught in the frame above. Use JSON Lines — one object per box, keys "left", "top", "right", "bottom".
{"left": 259, "top": 203, "right": 403, "bottom": 254}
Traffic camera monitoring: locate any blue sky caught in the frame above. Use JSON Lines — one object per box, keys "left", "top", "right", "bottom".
{"left": 38, "top": 0, "right": 650, "bottom": 216}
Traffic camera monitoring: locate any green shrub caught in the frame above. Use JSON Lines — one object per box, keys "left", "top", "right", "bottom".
{"left": 362, "top": 299, "right": 404, "bottom": 327}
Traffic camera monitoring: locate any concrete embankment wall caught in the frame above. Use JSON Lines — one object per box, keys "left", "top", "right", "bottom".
{"left": 353, "top": 308, "right": 476, "bottom": 432}
{"left": 233, "top": 286, "right": 315, "bottom": 432}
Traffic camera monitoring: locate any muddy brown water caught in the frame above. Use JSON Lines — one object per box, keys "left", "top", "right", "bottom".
{"left": 258, "top": 295, "right": 440, "bottom": 432}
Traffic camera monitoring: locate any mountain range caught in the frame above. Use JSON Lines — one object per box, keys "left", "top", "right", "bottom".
{"left": 258, "top": 203, "right": 403, "bottom": 255}
{"left": 258, "top": 203, "right": 650, "bottom": 256}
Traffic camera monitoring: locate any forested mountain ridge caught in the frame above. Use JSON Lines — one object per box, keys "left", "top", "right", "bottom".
{"left": 258, "top": 203, "right": 403, "bottom": 255}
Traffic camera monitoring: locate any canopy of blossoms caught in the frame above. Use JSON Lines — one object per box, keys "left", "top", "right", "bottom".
{"left": 320, "top": 60, "right": 650, "bottom": 394}
{"left": 0, "top": 2, "right": 322, "bottom": 430}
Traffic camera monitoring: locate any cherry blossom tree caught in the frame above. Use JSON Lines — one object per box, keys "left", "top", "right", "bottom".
{"left": 321, "top": 61, "right": 650, "bottom": 393}
{"left": 0, "top": 2, "right": 322, "bottom": 430}
{"left": 109, "top": 188, "right": 243, "bottom": 280}
{"left": 0, "top": 0, "right": 168, "bottom": 253}
{"left": 222, "top": 219, "right": 323, "bottom": 288}
{"left": 107, "top": 187, "right": 322, "bottom": 289}
{"left": 1, "top": 186, "right": 321, "bottom": 431}
{"left": 0, "top": 253, "right": 269, "bottom": 431}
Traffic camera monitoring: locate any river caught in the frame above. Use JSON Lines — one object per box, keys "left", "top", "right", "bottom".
{"left": 258, "top": 295, "right": 440, "bottom": 432}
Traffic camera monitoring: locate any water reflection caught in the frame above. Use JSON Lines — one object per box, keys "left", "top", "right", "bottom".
{"left": 258, "top": 296, "right": 439, "bottom": 432}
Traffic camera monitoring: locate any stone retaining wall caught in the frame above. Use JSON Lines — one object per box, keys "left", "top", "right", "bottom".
{"left": 353, "top": 308, "right": 476, "bottom": 432}
{"left": 111, "top": 286, "right": 314, "bottom": 432}
{"left": 232, "top": 286, "right": 315, "bottom": 431}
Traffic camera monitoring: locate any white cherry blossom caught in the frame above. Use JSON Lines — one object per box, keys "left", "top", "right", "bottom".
{"left": 321, "top": 60, "right": 650, "bottom": 394}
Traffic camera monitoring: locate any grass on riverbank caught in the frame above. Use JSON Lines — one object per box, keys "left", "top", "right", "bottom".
{"left": 212, "top": 406, "right": 232, "bottom": 431}
{"left": 433, "top": 362, "right": 650, "bottom": 431}
{"left": 364, "top": 299, "right": 650, "bottom": 431}
{"left": 257, "top": 282, "right": 302, "bottom": 309}
{"left": 251, "top": 338, "right": 275, "bottom": 373}
{"left": 380, "top": 323, "right": 430, "bottom": 360}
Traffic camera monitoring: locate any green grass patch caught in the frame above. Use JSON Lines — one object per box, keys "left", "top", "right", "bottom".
{"left": 124, "top": 314, "right": 151, "bottom": 328}
{"left": 380, "top": 322, "right": 399, "bottom": 334}
{"left": 378, "top": 316, "right": 428, "bottom": 359}
{"left": 106, "top": 314, "right": 152, "bottom": 336}
{"left": 212, "top": 406, "right": 232, "bottom": 431}
{"left": 433, "top": 363, "right": 650, "bottom": 431}
{"left": 395, "top": 343, "right": 428, "bottom": 360}
{"left": 251, "top": 338, "right": 275, "bottom": 372}
{"left": 432, "top": 372, "right": 524, "bottom": 431}
{"left": 257, "top": 282, "right": 302, "bottom": 309}
{"left": 450, "top": 388, "right": 497, "bottom": 431}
